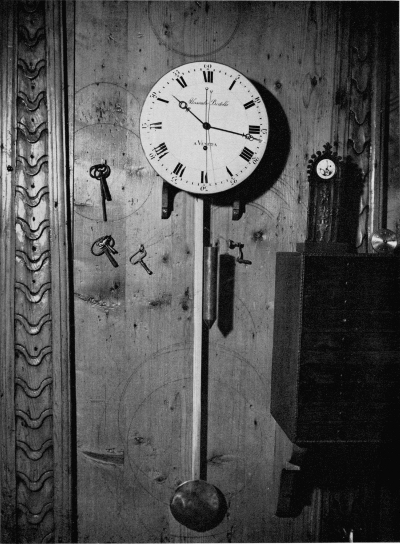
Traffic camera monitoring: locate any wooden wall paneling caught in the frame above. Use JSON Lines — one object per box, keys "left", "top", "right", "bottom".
{"left": 45, "top": 2, "right": 73, "bottom": 541}
{"left": 14, "top": 2, "right": 54, "bottom": 541}
{"left": 209, "top": 3, "right": 339, "bottom": 541}
{"left": 71, "top": 2, "right": 336, "bottom": 542}
{"left": 387, "top": 5, "right": 400, "bottom": 234}
{"left": 1, "top": 1, "right": 72, "bottom": 541}
{"left": 369, "top": 7, "right": 391, "bottom": 235}
{"left": 72, "top": 3, "right": 196, "bottom": 539}
{"left": 331, "top": 3, "right": 392, "bottom": 252}
{"left": 316, "top": 4, "right": 399, "bottom": 540}
{"left": 66, "top": 0, "right": 75, "bottom": 241}
{"left": 69, "top": 2, "right": 397, "bottom": 542}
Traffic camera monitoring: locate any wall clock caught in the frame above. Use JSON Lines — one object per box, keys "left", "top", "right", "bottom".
{"left": 140, "top": 61, "right": 269, "bottom": 194}
{"left": 316, "top": 158, "right": 336, "bottom": 179}
{"left": 140, "top": 61, "right": 269, "bottom": 531}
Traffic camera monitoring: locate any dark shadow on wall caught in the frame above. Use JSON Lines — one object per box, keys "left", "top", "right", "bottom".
{"left": 211, "top": 82, "right": 291, "bottom": 209}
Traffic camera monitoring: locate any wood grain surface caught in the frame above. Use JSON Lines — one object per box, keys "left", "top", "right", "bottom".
{"left": 65, "top": 1, "right": 397, "bottom": 542}
{"left": 71, "top": 3, "right": 337, "bottom": 541}
{"left": 2, "top": 1, "right": 396, "bottom": 543}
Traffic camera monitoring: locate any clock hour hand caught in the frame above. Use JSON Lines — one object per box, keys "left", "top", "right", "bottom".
{"left": 172, "top": 95, "right": 205, "bottom": 126}
{"left": 210, "top": 124, "right": 262, "bottom": 142}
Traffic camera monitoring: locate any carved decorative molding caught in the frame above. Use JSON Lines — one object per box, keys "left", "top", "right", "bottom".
{"left": 331, "top": 4, "right": 390, "bottom": 252}
{"left": 0, "top": 1, "right": 72, "bottom": 542}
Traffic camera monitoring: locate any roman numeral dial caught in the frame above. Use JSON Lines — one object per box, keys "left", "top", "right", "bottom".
{"left": 248, "top": 125, "right": 260, "bottom": 134}
{"left": 239, "top": 147, "right": 254, "bottom": 162}
{"left": 203, "top": 71, "right": 214, "bottom": 83}
{"left": 140, "top": 61, "right": 269, "bottom": 194}
{"left": 173, "top": 163, "right": 186, "bottom": 177}
{"left": 176, "top": 76, "right": 187, "bottom": 88}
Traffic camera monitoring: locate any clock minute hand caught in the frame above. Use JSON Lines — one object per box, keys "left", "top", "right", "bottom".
{"left": 172, "top": 95, "right": 205, "bottom": 126}
{"left": 210, "top": 124, "right": 262, "bottom": 142}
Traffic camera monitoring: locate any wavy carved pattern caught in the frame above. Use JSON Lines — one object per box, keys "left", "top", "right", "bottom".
{"left": 14, "top": 2, "right": 54, "bottom": 541}
{"left": 346, "top": 8, "right": 374, "bottom": 250}
{"left": 16, "top": 249, "right": 50, "bottom": 271}
{"left": 16, "top": 154, "right": 48, "bottom": 176}
{"left": 17, "top": 58, "right": 46, "bottom": 80}
{"left": 18, "top": 26, "right": 45, "bottom": 48}
{"left": 16, "top": 377, "right": 53, "bottom": 397}
{"left": 16, "top": 408, "right": 53, "bottom": 429}
{"left": 15, "top": 344, "right": 52, "bottom": 366}
{"left": 16, "top": 217, "right": 50, "bottom": 239}
{"left": 18, "top": 470, "right": 53, "bottom": 492}
{"left": 16, "top": 185, "right": 49, "bottom": 207}
{"left": 21, "top": 0, "right": 41, "bottom": 14}
{"left": 17, "top": 121, "right": 48, "bottom": 143}
{"left": 18, "top": 89, "right": 46, "bottom": 111}
{"left": 15, "top": 313, "right": 51, "bottom": 335}
{"left": 17, "top": 439, "right": 53, "bottom": 461}
{"left": 16, "top": 281, "right": 51, "bottom": 303}
{"left": 17, "top": 502, "right": 53, "bottom": 525}
{"left": 349, "top": 109, "right": 371, "bottom": 127}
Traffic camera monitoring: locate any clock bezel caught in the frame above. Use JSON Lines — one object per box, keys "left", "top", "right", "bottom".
{"left": 139, "top": 61, "right": 269, "bottom": 195}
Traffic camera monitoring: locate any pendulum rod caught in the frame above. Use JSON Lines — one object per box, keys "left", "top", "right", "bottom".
{"left": 192, "top": 195, "right": 204, "bottom": 481}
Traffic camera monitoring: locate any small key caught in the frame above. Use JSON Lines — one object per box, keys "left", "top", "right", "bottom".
{"left": 91, "top": 235, "right": 119, "bottom": 267}
{"left": 130, "top": 244, "right": 153, "bottom": 275}
{"left": 90, "top": 163, "right": 112, "bottom": 222}
{"left": 99, "top": 236, "right": 118, "bottom": 267}
{"left": 229, "top": 240, "right": 252, "bottom": 265}
{"left": 236, "top": 255, "right": 252, "bottom": 265}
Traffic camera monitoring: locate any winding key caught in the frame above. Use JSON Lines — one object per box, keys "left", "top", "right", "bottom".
{"left": 90, "top": 162, "right": 112, "bottom": 221}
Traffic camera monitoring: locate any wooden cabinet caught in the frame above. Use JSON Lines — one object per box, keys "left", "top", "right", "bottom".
{"left": 271, "top": 252, "right": 400, "bottom": 446}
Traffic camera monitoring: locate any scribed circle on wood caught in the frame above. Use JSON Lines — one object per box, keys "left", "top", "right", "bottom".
{"left": 74, "top": 123, "right": 155, "bottom": 222}
{"left": 148, "top": 1, "right": 241, "bottom": 58}
{"left": 114, "top": 344, "right": 266, "bottom": 533}
{"left": 74, "top": 82, "right": 140, "bottom": 132}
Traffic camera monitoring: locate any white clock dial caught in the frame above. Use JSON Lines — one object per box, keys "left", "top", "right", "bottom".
{"left": 316, "top": 158, "right": 336, "bottom": 179}
{"left": 140, "top": 62, "right": 269, "bottom": 194}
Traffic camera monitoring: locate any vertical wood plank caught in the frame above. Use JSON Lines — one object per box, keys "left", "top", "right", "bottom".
{"left": 70, "top": 2, "right": 397, "bottom": 542}
{"left": 369, "top": 7, "right": 391, "bottom": 235}
{"left": 386, "top": 5, "right": 400, "bottom": 234}
{"left": 331, "top": 3, "right": 391, "bottom": 252}
{"left": 71, "top": 2, "right": 340, "bottom": 542}
{"left": 0, "top": 2, "right": 17, "bottom": 542}
{"left": 45, "top": 1, "right": 73, "bottom": 541}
